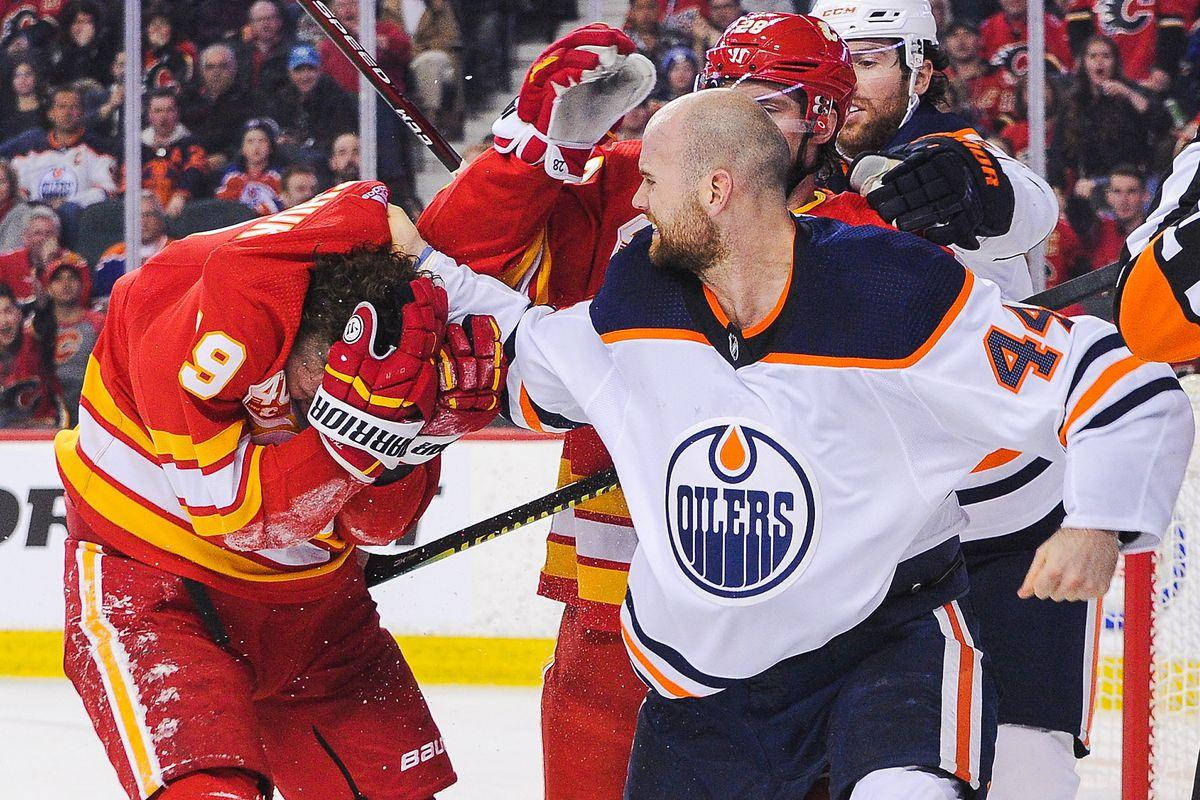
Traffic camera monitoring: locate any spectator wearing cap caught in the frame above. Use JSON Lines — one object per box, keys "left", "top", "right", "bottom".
{"left": 34, "top": 254, "right": 103, "bottom": 425}
{"left": 215, "top": 119, "right": 286, "bottom": 216}
{"left": 1060, "top": 35, "right": 1171, "bottom": 178}
{"left": 236, "top": 0, "right": 294, "bottom": 103}
{"left": 279, "top": 164, "right": 319, "bottom": 209}
{"left": 180, "top": 43, "right": 253, "bottom": 173}
{"left": 0, "top": 60, "right": 45, "bottom": 150}
{"left": 263, "top": 43, "right": 357, "bottom": 164}
{"left": 49, "top": 1, "right": 112, "bottom": 86}
{"left": 142, "top": 3, "right": 197, "bottom": 90}
{"left": 138, "top": 89, "right": 208, "bottom": 217}
{"left": 655, "top": 46, "right": 700, "bottom": 102}
{"left": 317, "top": 0, "right": 411, "bottom": 96}
{"left": 0, "top": 206, "right": 90, "bottom": 309}
{"left": 93, "top": 192, "right": 172, "bottom": 307}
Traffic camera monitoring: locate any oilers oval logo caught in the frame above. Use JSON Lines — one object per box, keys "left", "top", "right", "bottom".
{"left": 664, "top": 419, "right": 820, "bottom": 605}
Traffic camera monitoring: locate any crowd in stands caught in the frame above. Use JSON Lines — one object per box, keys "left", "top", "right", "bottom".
{"left": 0, "top": 0, "right": 1196, "bottom": 429}
{"left": 616, "top": 0, "right": 1199, "bottom": 318}
{"left": 0, "top": 0, "right": 580, "bottom": 429}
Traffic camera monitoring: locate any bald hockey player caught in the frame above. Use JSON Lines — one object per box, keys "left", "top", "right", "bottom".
{"left": 408, "top": 91, "right": 1191, "bottom": 800}
{"left": 54, "top": 182, "right": 505, "bottom": 800}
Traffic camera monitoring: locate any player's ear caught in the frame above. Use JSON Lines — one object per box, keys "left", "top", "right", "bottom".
{"left": 914, "top": 60, "right": 934, "bottom": 95}
{"left": 703, "top": 169, "right": 734, "bottom": 215}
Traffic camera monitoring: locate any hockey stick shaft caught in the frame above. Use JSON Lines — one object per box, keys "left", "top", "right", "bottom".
{"left": 364, "top": 254, "right": 1122, "bottom": 588}
{"left": 296, "top": 0, "right": 462, "bottom": 172}
{"left": 364, "top": 467, "right": 618, "bottom": 587}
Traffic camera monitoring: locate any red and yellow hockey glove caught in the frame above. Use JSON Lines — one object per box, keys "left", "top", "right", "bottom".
{"left": 492, "top": 23, "right": 655, "bottom": 183}
{"left": 308, "top": 278, "right": 447, "bottom": 481}
{"left": 421, "top": 315, "right": 507, "bottom": 441}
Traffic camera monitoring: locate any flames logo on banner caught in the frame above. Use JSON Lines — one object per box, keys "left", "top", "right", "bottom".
{"left": 664, "top": 419, "right": 821, "bottom": 604}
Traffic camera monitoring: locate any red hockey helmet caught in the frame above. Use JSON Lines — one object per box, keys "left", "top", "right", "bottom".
{"left": 699, "top": 13, "right": 856, "bottom": 138}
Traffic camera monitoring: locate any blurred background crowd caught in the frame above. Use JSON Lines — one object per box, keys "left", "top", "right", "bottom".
{"left": 0, "top": 0, "right": 1196, "bottom": 430}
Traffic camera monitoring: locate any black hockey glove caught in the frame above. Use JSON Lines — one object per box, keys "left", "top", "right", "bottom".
{"left": 849, "top": 135, "right": 1016, "bottom": 251}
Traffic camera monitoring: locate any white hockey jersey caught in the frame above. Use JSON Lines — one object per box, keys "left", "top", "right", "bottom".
{"left": 425, "top": 217, "right": 1192, "bottom": 697}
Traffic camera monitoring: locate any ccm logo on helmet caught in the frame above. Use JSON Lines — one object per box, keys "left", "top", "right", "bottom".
{"left": 664, "top": 420, "right": 821, "bottom": 605}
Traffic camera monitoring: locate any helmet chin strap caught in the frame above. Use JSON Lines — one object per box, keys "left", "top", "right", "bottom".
{"left": 898, "top": 68, "right": 921, "bottom": 128}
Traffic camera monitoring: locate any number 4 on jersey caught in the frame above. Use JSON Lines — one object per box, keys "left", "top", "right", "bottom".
{"left": 984, "top": 326, "right": 1062, "bottom": 393}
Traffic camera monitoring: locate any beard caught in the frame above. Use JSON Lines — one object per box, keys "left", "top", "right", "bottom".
{"left": 837, "top": 90, "right": 910, "bottom": 159}
{"left": 647, "top": 197, "right": 727, "bottom": 277}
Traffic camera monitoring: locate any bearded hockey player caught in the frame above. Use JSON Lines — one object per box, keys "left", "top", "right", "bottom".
{"left": 404, "top": 90, "right": 1192, "bottom": 800}
{"left": 1114, "top": 134, "right": 1200, "bottom": 362}
{"left": 418, "top": 17, "right": 901, "bottom": 800}
{"left": 54, "top": 181, "right": 505, "bottom": 800}
{"left": 810, "top": 0, "right": 1057, "bottom": 298}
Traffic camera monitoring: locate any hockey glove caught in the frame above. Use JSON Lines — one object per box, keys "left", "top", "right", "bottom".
{"left": 850, "top": 135, "right": 1016, "bottom": 251}
{"left": 308, "top": 278, "right": 447, "bottom": 482}
{"left": 492, "top": 23, "right": 656, "bottom": 183}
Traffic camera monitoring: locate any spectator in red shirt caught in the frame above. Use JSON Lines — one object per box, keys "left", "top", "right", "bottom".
{"left": 1066, "top": 0, "right": 1192, "bottom": 89}
{"left": 980, "top": 0, "right": 1074, "bottom": 75}
{"left": 138, "top": 89, "right": 208, "bottom": 217}
{"left": 0, "top": 205, "right": 89, "bottom": 307}
{"left": 36, "top": 255, "right": 102, "bottom": 424}
{"left": 0, "top": 282, "right": 61, "bottom": 429}
{"left": 214, "top": 119, "right": 285, "bottom": 216}
{"left": 317, "top": 0, "right": 410, "bottom": 95}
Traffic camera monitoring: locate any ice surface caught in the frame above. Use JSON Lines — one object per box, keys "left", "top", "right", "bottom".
{"left": 0, "top": 678, "right": 543, "bottom": 799}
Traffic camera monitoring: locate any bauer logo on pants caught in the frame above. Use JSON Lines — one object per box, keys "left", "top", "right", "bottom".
{"left": 664, "top": 419, "right": 821, "bottom": 605}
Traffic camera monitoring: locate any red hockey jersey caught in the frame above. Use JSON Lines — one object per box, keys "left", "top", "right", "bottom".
{"left": 55, "top": 181, "right": 439, "bottom": 601}
{"left": 980, "top": 11, "right": 1074, "bottom": 75}
{"left": 419, "top": 143, "right": 891, "bottom": 630}
{"left": 1066, "top": 0, "right": 1197, "bottom": 81}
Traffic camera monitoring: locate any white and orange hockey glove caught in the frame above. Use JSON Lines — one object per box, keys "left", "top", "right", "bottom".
{"left": 308, "top": 277, "right": 447, "bottom": 482}
{"left": 417, "top": 315, "right": 507, "bottom": 453}
{"left": 492, "top": 23, "right": 655, "bottom": 183}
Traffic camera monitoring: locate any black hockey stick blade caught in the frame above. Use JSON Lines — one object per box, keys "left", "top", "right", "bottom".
{"left": 364, "top": 467, "right": 619, "bottom": 587}
{"left": 1024, "top": 260, "right": 1120, "bottom": 309}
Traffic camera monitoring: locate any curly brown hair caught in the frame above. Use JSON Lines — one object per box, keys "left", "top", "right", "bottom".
{"left": 298, "top": 243, "right": 426, "bottom": 350}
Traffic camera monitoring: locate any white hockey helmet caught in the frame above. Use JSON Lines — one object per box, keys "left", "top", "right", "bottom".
{"left": 809, "top": 0, "right": 939, "bottom": 124}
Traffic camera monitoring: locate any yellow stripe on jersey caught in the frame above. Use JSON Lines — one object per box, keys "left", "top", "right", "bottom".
{"left": 57, "top": 433, "right": 353, "bottom": 582}
{"left": 185, "top": 444, "right": 266, "bottom": 537}
{"left": 77, "top": 543, "right": 164, "bottom": 798}
{"left": 498, "top": 227, "right": 548, "bottom": 291}
{"left": 543, "top": 537, "right": 578, "bottom": 580}
{"left": 83, "top": 356, "right": 244, "bottom": 469}
{"left": 577, "top": 561, "right": 631, "bottom": 606}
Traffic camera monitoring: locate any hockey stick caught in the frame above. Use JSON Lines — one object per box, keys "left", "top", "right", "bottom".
{"left": 296, "top": 0, "right": 462, "bottom": 171}
{"left": 363, "top": 254, "right": 1123, "bottom": 588}
{"left": 364, "top": 467, "right": 618, "bottom": 586}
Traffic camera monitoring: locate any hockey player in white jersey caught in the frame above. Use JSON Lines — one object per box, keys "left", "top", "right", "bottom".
{"left": 809, "top": 0, "right": 1056, "bottom": 299}
{"left": 371, "top": 91, "right": 1192, "bottom": 800}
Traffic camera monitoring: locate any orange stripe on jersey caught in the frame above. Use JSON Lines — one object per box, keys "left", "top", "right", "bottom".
{"left": 532, "top": 241, "right": 554, "bottom": 306}
{"left": 1058, "top": 356, "right": 1143, "bottom": 445}
{"left": 518, "top": 385, "right": 546, "bottom": 433}
{"left": 744, "top": 267, "right": 794, "bottom": 338}
{"left": 599, "top": 328, "right": 710, "bottom": 345}
{"left": 762, "top": 271, "right": 975, "bottom": 369}
{"left": 1082, "top": 600, "right": 1103, "bottom": 748}
{"left": 942, "top": 602, "right": 977, "bottom": 784}
{"left": 620, "top": 624, "right": 696, "bottom": 699}
{"left": 970, "top": 448, "right": 1022, "bottom": 473}
{"left": 1117, "top": 239, "right": 1200, "bottom": 363}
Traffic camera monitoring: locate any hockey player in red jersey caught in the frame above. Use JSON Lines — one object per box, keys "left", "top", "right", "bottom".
{"left": 55, "top": 181, "right": 505, "bottom": 800}
{"left": 418, "top": 15, "right": 898, "bottom": 800}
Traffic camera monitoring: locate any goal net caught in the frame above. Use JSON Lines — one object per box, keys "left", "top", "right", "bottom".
{"left": 1079, "top": 373, "right": 1200, "bottom": 800}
